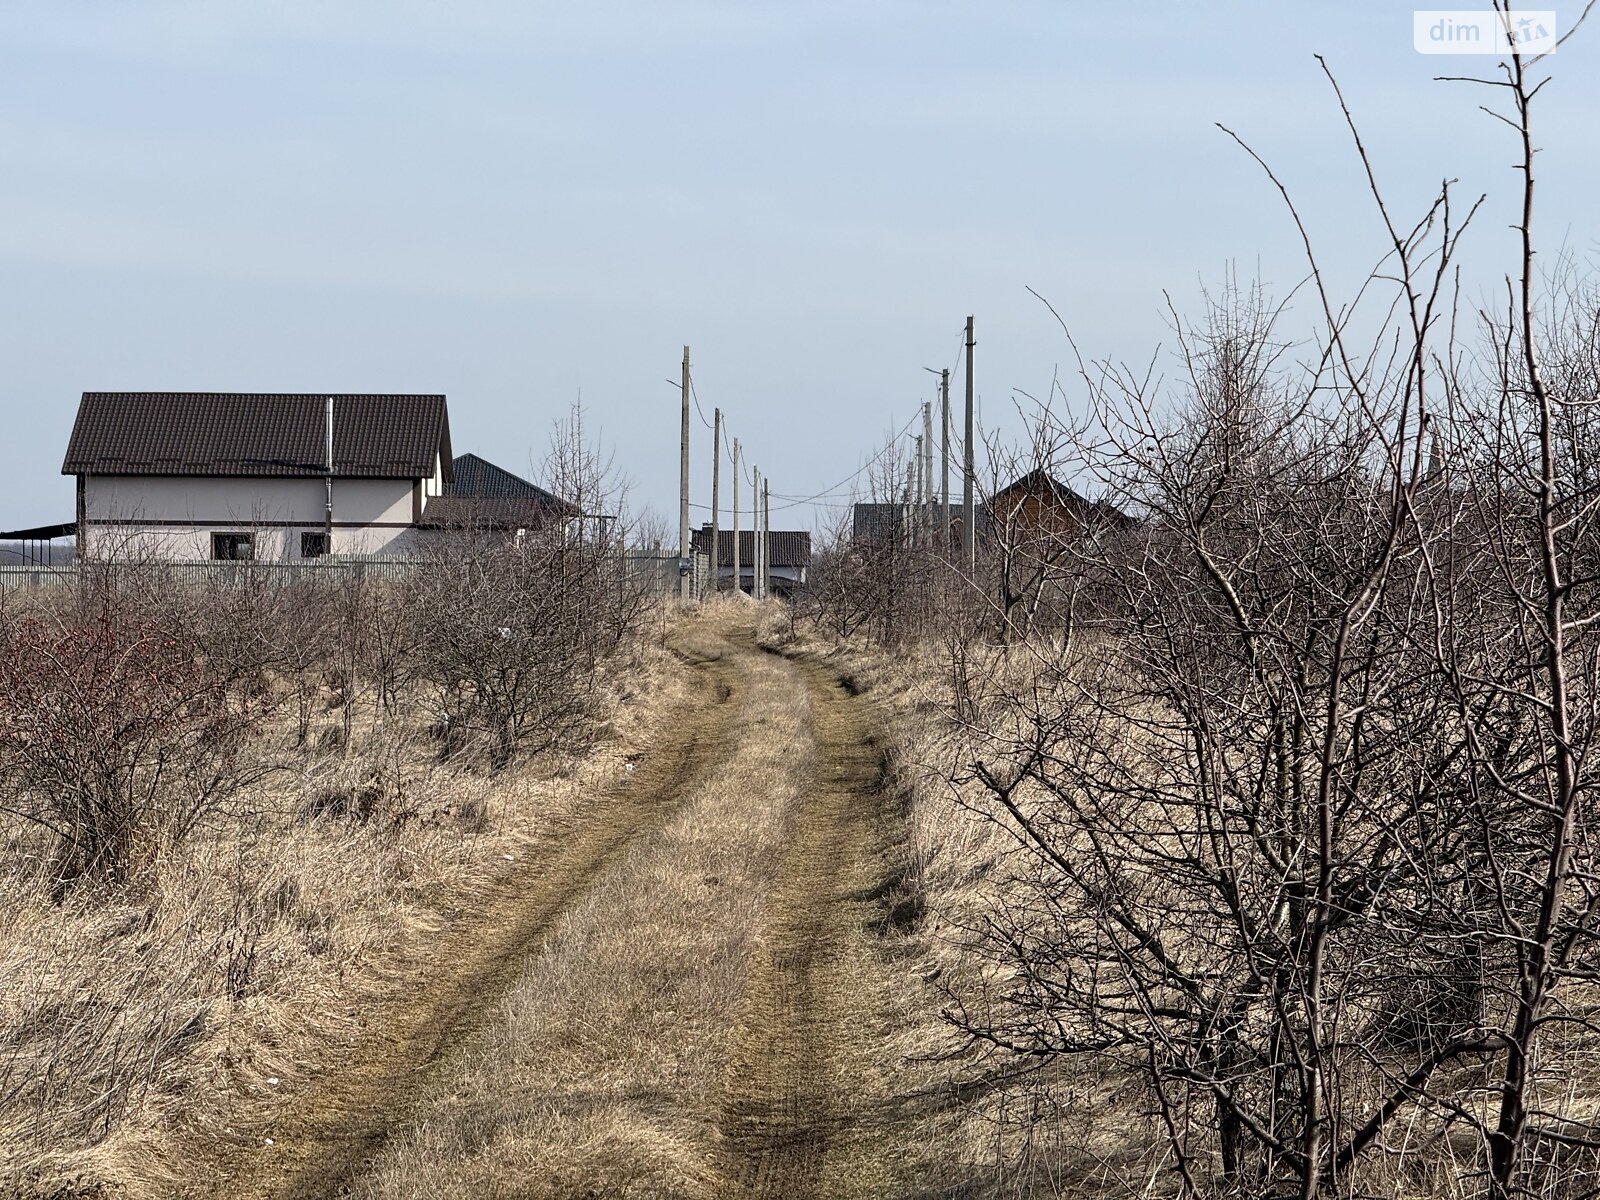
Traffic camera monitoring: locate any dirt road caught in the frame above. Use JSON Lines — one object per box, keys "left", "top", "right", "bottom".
{"left": 201, "top": 617, "right": 908, "bottom": 1199}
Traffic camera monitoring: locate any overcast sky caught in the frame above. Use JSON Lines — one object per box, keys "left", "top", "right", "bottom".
{"left": 2, "top": 2, "right": 1598, "bottom": 534}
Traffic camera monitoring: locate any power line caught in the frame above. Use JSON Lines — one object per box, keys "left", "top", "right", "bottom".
{"left": 665, "top": 371, "right": 716, "bottom": 434}
{"left": 688, "top": 369, "right": 715, "bottom": 433}
{"left": 678, "top": 324, "right": 967, "bottom": 518}
{"left": 767, "top": 410, "right": 921, "bottom": 512}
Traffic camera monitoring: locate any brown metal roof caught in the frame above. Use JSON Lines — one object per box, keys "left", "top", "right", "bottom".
{"left": 61, "top": 392, "right": 452, "bottom": 480}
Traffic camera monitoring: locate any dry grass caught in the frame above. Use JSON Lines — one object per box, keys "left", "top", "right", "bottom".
{"left": 13, "top": 586, "right": 1371, "bottom": 1197}
{"left": 0, "top": 621, "right": 690, "bottom": 1200}
{"left": 348, "top": 611, "right": 810, "bottom": 1198}
{"left": 777, "top": 618, "right": 1600, "bottom": 1199}
{"left": 761, "top": 618, "right": 1190, "bottom": 1198}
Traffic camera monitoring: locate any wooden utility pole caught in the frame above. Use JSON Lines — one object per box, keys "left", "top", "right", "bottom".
{"left": 762, "top": 477, "right": 771, "bottom": 600}
{"left": 962, "top": 316, "right": 976, "bottom": 572}
{"left": 679, "top": 345, "right": 691, "bottom": 602}
{"left": 711, "top": 407, "right": 722, "bottom": 594}
{"left": 732, "top": 437, "right": 741, "bottom": 595}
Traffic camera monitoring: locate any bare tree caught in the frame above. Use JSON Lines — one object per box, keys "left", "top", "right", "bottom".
{"left": 1420, "top": 30, "right": 1600, "bottom": 1192}
{"left": 942, "top": 61, "right": 1549, "bottom": 1189}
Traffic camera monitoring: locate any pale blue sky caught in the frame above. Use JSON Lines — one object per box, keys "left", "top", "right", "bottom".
{"left": 2, "top": 2, "right": 1597, "bottom": 532}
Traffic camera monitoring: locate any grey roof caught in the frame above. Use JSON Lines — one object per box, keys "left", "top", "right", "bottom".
{"left": 852, "top": 501, "right": 982, "bottom": 541}
{"left": 691, "top": 528, "right": 812, "bottom": 568}
{"left": 61, "top": 392, "right": 452, "bottom": 481}
{"left": 419, "top": 453, "right": 579, "bottom": 530}
{"left": 447, "top": 453, "right": 571, "bottom": 508}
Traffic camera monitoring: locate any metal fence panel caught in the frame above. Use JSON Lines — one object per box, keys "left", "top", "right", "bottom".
{"left": 0, "top": 554, "right": 694, "bottom": 593}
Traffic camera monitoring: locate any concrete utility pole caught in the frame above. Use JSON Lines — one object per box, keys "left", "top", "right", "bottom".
{"left": 762, "top": 477, "right": 771, "bottom": 600}
{"left": 922, "top": 400, "right": 934, "bottom": 541}
{"left": 679, "top": 346, "right": 691, "bottom": 602}
{"left": 940, "top": 368, "right": 951, "bottom": 548}
{"left": 925, "top": 366, "right": 950, "bottom": 550}
{"left": 904, "top": 454, "right": 915, "bottom": 548}
{"left": 913, "top": 434, "right": 924, "bottom": 544}
{"left": 751, "top": 466, "right": 762, "bottom": 600}
{"left": 711, "top": 407, "right": 721, "bottom": 595}
{"left": 963, "top": 316, "right": 976, "bottom": 572}
{"left": 732, "top": 437, "right": 741, "bottom": 596}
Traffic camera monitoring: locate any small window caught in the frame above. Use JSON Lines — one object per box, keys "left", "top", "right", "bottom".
{"left": 301, "top": 531, "right": 330, "bottom": 559}
{"left": 211, "top": 532, "right": 254, "bottom": 561}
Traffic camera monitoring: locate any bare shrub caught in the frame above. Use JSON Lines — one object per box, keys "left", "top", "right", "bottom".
{"left": 0, "top": 597, "right": 274, "bottom": 895}
{"left": 405, "top": 532, "right": 623, "bottom": 769}
{"left": 405, "top": 408, "right": 653, "bottom": 771}
{"left": 806, "top": 439, "right": 952, "bottom": 646}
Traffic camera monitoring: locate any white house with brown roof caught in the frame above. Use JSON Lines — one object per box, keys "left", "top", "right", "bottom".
{"left": 61, "top": 392, "right": 573, "bottom": 562}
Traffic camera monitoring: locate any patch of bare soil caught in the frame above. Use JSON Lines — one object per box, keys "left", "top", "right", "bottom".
{"left": 714, "top": 645, "right": 904, "bottom": 1200}
{"left": 196, "top": 638, "right": 744, "bottom": 1200}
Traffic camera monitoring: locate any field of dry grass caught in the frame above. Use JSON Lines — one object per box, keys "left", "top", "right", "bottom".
{"left": 332, "top": 604, "right": 919, "bottom": 1198}
{"left": 5, "top": 588, "right": 1224, "bottom": 1199}
{"left": 0, "top": 606, "right": 693, "bottom": 1200}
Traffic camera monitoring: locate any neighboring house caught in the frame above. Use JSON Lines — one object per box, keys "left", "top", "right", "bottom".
{"left": 421, "top": 452, "right": 579, "bottom": 533}
{"left": 60, "top": 392, "right": 570, "bottom": 563}
{"left": 849, "top": 474, "right": 1128, "bottom": 553}
{"left": 64, "top": 392, "right": 451, "bottom": 561}
{"left": 691, "top": 526, "right": 812, "bottom": 595}
{"left": 851, "top": 501, "right": 972, "bottom": 547}
{"left": 987, "top": 469, "right": 1133, "bottom": 540}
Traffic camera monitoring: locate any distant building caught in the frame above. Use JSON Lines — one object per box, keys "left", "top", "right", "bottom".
{"left": 987, "top": 469, "right": 1133, "bottom": 539}
{"left": 61, "top": 392, "right": 574, "bottom": 562}
{"left": 849, "top": 473, "right": 1129, "bottom": 555}
{"left": 691, "top": 526, "right": 811, "bottom": 595}
{"left": 851, "top": 501, "right": 973, "bottom": 547}
{"left": 421, "top": 452, "right": 579, "bottom": 533}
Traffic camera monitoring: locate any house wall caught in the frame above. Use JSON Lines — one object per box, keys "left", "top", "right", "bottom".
{"left": 80, "top": 474, "right": 421, "bottom": 561}
{"left": 990, "top": 489, "right": 1085, "bottom": 536}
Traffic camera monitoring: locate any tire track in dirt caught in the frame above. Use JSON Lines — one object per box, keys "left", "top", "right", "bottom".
{"left": 204, "top": 638, "right": 743, "bottom": 1200}
{"left": 714, "top": 642, "right": 894, "bottom": 1200}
